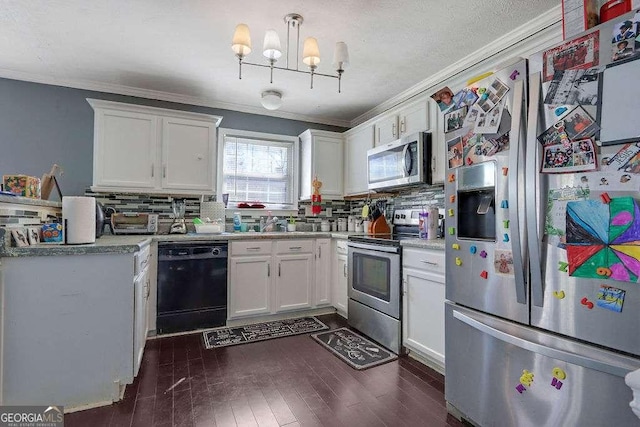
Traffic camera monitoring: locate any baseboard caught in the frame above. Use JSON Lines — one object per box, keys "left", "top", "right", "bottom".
{"left": 225, "top": 307, "right": 337, "bottom": 328}
{"left": 406, "top": 347, "right": 445, "bottom": 375}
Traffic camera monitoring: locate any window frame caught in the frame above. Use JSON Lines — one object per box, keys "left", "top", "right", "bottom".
{"left": 216, "top": 128, "right": 299, "bottom": 212}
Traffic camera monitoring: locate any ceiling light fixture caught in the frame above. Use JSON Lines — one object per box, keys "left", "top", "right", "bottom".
{"left": 231, "top": 13, "right": 349, "bottom": 92}
{"left": 260, "top": 90, "right": 283, "bottom": 110}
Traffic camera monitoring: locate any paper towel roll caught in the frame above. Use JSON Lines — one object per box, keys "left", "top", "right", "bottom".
{"left": 63, "top": 196, "right": 96, "bottom": 244}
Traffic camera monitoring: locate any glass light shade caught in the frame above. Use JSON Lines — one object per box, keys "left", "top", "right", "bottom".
{"left": 262, "top": 29, "right": 282, "bottom": 60}
{"left": 302, "top": 37, "right": 321, "bottom": 67}
{"left": 261, "top": 90, "right": 282, "bottom": 110}
{"left": 333, "top": 42, "right": 349, "bottom": 70}
{"left": 231, "top": 23, "right": 252, "bottom": 56}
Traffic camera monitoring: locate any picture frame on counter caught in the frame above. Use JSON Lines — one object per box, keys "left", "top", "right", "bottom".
{"left": 11, "top": 228, "right": 29, "bottom": 247}
{"left": 27, "top": 226, "right": 41, "bottom": 245}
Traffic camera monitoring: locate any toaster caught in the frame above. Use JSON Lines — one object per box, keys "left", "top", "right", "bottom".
{"left": 111, "top": 213, "right": 158, "bottom": 235}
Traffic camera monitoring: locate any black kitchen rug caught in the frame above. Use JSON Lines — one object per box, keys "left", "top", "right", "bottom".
{"left": 311, "top": 327, "right": 397, "bottom": 370}
{"left": 203, "top": 317, "right": 328, "bottom": 349}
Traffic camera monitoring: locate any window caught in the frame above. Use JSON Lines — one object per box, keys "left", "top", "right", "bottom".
{"left": 217, "top": 128, "right": 299, "bottom": 209}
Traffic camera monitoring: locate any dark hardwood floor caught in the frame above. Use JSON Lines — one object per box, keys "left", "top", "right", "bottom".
{"left": 65, "top": 314, "right": 464, "bottom": 427}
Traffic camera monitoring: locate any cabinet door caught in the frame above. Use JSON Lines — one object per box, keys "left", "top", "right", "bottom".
{"left": 374, "top": 114, "right": 399, "bottom": 146}
{"left": 399, "top": 101, "right": 429, "bottom": 136}
{"left": 429, "top": 98, "right": 445, "bottom": 185}
{"left": 334, "top": 254, "right": 348, "bottom": 317}
{"left": 94, "top": 110, "right": 158, "bottom": 188}
{"left": 314, "top": 239, "right": 331, "bottom": 306}
{"left": 162, "top": 117, "right": 215, "bottom": 192}
{"left": 344, "top": 125, "right": 374, "bottom": 195}
{"left": 312, "top": 135, "right": 343, "bottom": 199}
{"left": 228, "top": 256, "right": 272, "bottom": 319}
{"left": 402, "top": 267, "right": 445, "bottom": 368}
{"left": 133, "top": 267, "right": 148, "bottom": 377}
{"left": 299, "top": 131, "right": 343, "bottom": 200}
{"left": 275, "top": 254, "right": 313, "bottom": 312}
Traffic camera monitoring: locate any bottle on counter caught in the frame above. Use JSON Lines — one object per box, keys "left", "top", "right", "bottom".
{"left": 265, "top": 211, "right": 274, "bottom": 232}
{"left": 233, "top": 212, "right": 242, "bottom": 232}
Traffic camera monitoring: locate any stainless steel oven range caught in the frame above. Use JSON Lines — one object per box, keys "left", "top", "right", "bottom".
{"left": 348, "top": 237, "right": 402, "bottom": 353}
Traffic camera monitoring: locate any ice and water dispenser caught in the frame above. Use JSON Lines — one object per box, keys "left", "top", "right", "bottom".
{"left": 456, "top": 162, "right": 496, "bottom": 241}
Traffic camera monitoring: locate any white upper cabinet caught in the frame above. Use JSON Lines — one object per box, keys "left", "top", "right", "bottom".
{"left": 343, "top": 124, "right": 374, "bottom": 196}
{"left": 299, "top": 130, "right": 344, "bottom": 200}
{"left": 88, "top": 99, "right": 222, "bottom": 195}
{"left": 374, "top": 99, "right": 429, "bottom": 146}
{"left": 162, "top": 117, "right": 215, "bottom": 191}
{"left": 93, "top": 109, "right": 158, "bottom": 189}
{"left": 429, "top": 98, "right": 445, "bottom": 185}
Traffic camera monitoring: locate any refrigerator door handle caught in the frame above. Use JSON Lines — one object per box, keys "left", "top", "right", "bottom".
{"left": 508, "top": 79, "right": 527, "bottom": 305}
{"left": 453, "top": 309, "right": 633, "bottom": 378}
{"left": 526, "top": 72, "right": 544, "bottom": 307}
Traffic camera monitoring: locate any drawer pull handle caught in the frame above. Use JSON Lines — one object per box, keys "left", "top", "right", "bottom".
{"left": 247, "top": 247, "right": 261, "bottom": 251}
{"left": 289, "top": 246, "right": 302, "bottom": 250}
{"left": 421, "top": 260, "right": 438, "bottom": 266}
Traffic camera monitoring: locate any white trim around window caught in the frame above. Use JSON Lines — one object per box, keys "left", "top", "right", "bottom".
{"left": 217, "top": 128, "right": 299, "bottom": 212}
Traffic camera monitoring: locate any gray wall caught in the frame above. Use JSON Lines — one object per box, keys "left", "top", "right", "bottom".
{"left": 0, "top": 78, "right": 347, "bottom": 197}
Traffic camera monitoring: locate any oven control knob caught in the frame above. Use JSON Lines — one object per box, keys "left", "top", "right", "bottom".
{"left": 401, "top": 214, "right": 406, "bottom": 219}
{"left": 455, "top": 257, "right": 462, "bottom": 266}
{"left": 212, "top": 247, "right": 221, "bottom": 256}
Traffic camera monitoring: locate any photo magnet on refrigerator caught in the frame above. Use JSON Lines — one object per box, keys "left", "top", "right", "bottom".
{"left": 596, "top": 285, "right": 626, "bottom": 312}
{"left": 494, "top": 250, "right": 514, "bottom": 276}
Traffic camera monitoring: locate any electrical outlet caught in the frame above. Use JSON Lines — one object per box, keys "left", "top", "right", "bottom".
{"left": 325, "top": 207, "right": 332, "bottom": 217}
{"left": 305, "top": 206, "right": 312, "bottom": 216}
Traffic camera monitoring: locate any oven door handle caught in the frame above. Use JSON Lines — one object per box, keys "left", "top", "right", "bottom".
{"left": 347, "top": 241, "right": 400, "bottom": 254}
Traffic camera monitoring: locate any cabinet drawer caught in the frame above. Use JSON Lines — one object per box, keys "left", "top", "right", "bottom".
{"left": 402, "top": 247, "right": 445, "bottom": 275}
{"left": 275, "top": 240, "right": 314, "bottom": 254}
{"left": 231, "top": 241, "right": 272, "bottom": 256}
{"left": 135, "top": 245, "right": 151, "bottom": 276}
{"left": 336, "top": 240, "right": 348, "bottom": 254}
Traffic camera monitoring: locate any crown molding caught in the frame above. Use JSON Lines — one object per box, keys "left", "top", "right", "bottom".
{"left": 351, "top": 4, "right": 563, "bottom": 127}
{"left": 0, "top": 68, "right": 351, "bottom": 129}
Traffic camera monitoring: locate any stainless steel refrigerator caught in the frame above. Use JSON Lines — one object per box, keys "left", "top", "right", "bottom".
{"left": 444, "top": 10, "right": 640, "bottom": 427}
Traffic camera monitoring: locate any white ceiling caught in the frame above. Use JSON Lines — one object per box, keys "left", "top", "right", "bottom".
{"left": 0, "top": 0, "right": 560, "bottom": 127}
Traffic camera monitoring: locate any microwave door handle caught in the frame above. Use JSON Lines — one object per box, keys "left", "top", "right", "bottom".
{"left": 401, "top": 144, "right": 410, "bottom": 177}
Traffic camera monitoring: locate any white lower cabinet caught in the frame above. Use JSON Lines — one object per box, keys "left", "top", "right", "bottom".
{"left": 229, "top": 239, "right": 321, "bottom": 320}
{"left": 332, "top": 240, "right": 348, "bottom": 317}
{"left": 275, "top": 254, "right": 313, "bottom": 311}
{"left": 133, "top": 245, "right": 151, "bottom": 377}
{"left": 314, "top": 239, "right": 331, "bottom": 307}
{"left": 228, "top": 255, "right": 273, "bottom": 318}
{"left": 402, "top": 247, "right": 445, "bottom": 371}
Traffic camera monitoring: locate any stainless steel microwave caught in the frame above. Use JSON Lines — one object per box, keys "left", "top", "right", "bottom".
{"left": 367, "top": 132, "right": 432, "bottom": 190}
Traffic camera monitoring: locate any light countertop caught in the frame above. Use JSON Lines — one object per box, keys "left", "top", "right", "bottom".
{"left": 0, "top": 229, "right": 360, "bottom": 257}
{"left": 400, "top": 238, "right": 446, "bottom": 251}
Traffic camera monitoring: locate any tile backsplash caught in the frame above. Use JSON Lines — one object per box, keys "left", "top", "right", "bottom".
{"left": 1, "top": 184, "right": 445, "bottom": 242}
{"left": 85, "top": 185, "right": 445, "bottom": 233}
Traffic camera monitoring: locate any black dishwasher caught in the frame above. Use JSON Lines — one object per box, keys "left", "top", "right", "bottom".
{"left": 157, "top": 242, "right": 227, "bottom": 334}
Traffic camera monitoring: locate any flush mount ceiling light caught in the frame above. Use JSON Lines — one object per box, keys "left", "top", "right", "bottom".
{"left": 260, "top": 90, "right": 283, "bottom": 110}
{"left": 231, "top": 13, "right": 350, "bottom": 92}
